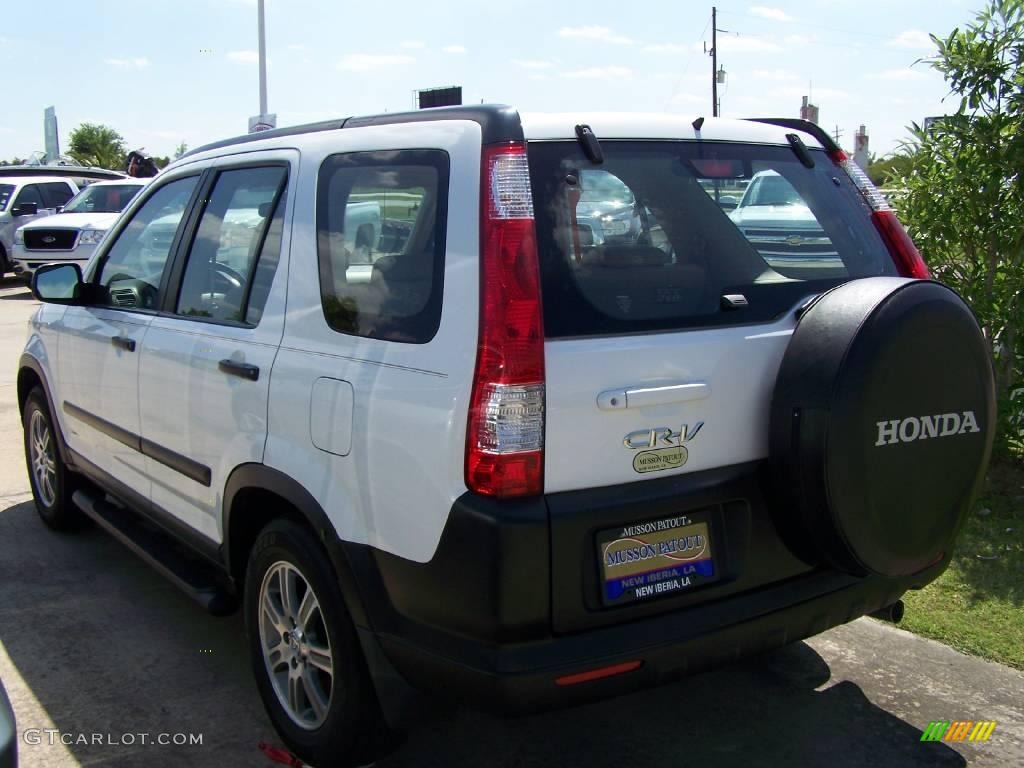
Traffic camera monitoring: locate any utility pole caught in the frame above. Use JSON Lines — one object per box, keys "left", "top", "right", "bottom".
{"left": 258, "top": 0, "right": 268, "bottom": 117}
{"left": 711, "top": 6, "right": 718, "bottom": 117}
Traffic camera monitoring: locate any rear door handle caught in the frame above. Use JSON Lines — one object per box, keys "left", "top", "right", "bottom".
{"left": 110, "top": 336, "right": 136, "bottom": 352}
{"left": 597, "top": 382, "right": 710, "bottom": 410}
{"left": 218, "top": 359, "right": 260, "bottom": 382}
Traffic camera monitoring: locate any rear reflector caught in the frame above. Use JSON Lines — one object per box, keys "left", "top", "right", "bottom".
{"left": 829, "top": 149, "right": 930, "bottom": 280}
{"left": 466, "top": 142, "right": 546, "bottom": 498}
{"left": 555, "top": 660, "right": 643, "bottom": 686}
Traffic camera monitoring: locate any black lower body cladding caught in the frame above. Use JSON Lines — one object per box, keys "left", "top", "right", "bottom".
{"left": 770, "top": 277, "right": 995, "bottom": 578}
{"left": 342, "top": 464, "right": 947, "bottom": 715}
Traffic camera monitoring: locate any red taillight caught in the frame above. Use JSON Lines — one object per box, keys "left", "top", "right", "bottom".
{"left": 465, "top": 142, "right": 546, "bottom": 498}
{"left": 830, "top": 149, "right": 931, "bottom": 279}
{"left": 871, "top": 210, "right": 930, "bottom": 279}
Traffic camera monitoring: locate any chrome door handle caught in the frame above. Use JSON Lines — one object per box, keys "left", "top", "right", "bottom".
{"left": 597, "top": 382, "right": 710, "bottom": 410}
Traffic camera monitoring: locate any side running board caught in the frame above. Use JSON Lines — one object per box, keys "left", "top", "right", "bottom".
{"left": 72, "top": 489, "right": 237, "bottom": 616}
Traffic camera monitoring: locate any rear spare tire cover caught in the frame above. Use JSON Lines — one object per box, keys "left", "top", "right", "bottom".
{"left": 769, "top": 277, "right": 995, "bottom": 577}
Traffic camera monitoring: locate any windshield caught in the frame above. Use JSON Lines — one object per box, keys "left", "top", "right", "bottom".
{"left": 0, "top": 184, "right": 13, "bottom": 212}
{"left": 528, "top": 140, "right": 896, "bottom": 338}
{"left": 63, "top": 183, "right": 142, "bottom": 214}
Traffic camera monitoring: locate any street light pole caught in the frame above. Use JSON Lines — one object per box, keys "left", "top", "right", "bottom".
{"left": 258, "top": 0, "right": 268, "bottom": 117}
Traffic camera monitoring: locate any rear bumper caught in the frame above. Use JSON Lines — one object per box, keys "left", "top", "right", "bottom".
{"left": 0, "top": 678, "right": 16, "bottom": 768}
{"left": 342, "top": 463, "right": 945, "bottom": 715}
{"left": 375, "top": 570, "right": 910, "bottom": 713}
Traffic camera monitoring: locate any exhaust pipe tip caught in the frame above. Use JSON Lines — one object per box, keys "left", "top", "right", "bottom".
{"left": 869, "top": 600, "right": 905, "bottom": 624}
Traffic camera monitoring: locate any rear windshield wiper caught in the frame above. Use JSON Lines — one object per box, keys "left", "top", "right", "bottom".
{"left": 785, "top": 133, "right": 816, "bottom": 169}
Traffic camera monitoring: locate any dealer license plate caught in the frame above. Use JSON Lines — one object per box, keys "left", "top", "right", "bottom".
{"left": 597, "top": 514, "right": 718, "bottom": 606}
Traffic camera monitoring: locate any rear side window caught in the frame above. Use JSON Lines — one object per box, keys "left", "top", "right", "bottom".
{"left": 316, "top": 150, "right": 449, "bottom": 344}
{"left": 528, "top": 141, "right": 895, "bottom": 337}
{"left": 0, "top": 184, "right": 13, "bottom": 211}
{"left": 14, "top": 185, "right": 43, "bottom": 209}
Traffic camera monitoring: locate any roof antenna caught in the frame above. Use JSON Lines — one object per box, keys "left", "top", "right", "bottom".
{"left": 692, "top": 116, "right": 705, "bottom": 131}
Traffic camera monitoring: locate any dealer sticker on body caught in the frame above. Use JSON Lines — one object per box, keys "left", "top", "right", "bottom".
{"left": 597, "top": 514, "right": 717, "bottom": 606}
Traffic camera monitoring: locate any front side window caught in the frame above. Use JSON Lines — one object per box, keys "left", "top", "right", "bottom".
{"left": 316, "top": 149, "right": 449, "bottom": 344}
{"left": 95, "top": 175, "right": 199, "bottom": 310}
{"left": 528, "top": 141, "right": 896, "bottom": 338}
{"left": 63, "top": 184, "right": 143, "bottom": 214}
{"left": 175, "top": 165, "right": 287, "bottom": 324}
{"left": 41, "top": 183, "right": 75, "bottom": 209}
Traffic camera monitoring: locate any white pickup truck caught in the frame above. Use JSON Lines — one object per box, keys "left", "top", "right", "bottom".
{"left": 728, "top": 169, "right": 843, "bottom": 278}
{"left": 13, "top": 179, "right": 147, "bottom": 281}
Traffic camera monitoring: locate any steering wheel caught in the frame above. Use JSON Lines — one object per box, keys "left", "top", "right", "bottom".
{"left": 212, "top": 263, "right": 245, "bottom": 292}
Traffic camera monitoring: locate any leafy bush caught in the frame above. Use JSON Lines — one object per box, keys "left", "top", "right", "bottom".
{"left": 895, "top": 0, "right": 1024, "bottom": 456}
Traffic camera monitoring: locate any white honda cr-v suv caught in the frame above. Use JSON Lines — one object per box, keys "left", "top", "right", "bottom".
{"left": 18, "top": 105, "right": 995, "bottom": 767}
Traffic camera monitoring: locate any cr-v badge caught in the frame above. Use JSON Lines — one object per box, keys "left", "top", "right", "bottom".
{"left": 624, "top": 423, "right": 704, "bottom": 474}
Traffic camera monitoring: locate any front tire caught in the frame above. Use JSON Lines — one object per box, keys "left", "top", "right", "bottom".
{"left": 245, "top": 519, "right": 383, "bottom": 767}
{"left": 22, "top": 386, "right": 82, "bottom": 530}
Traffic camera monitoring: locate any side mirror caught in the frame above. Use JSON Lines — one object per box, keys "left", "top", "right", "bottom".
{"left": 12, "top": 202, "right": 38, "bottom": 217}
{"left": 31, "top": 263, "right": 84, "bottom": 304}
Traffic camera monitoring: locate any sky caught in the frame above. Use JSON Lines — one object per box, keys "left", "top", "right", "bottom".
{"left": 1, "top": 0, "right": 982, "bottom": 162}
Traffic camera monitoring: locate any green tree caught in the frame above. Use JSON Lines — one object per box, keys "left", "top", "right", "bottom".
{"left": 67, "top": 123, "right": 127, "bottom": 170}
{"left": 895, "top": 0, "right": 1024, "bottom": 454}
{"left": 867, "top": 152, "right": 914, "bottom": 187}
{"left": 173, "top": 141, "right": 188, "bottom": 160}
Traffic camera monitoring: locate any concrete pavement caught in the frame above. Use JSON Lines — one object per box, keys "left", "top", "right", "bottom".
{"left": 0, "top": 277, "right": 1020, "bottom": 767}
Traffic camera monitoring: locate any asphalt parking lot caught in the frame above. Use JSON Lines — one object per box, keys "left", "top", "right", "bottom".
{"left": 0, "top": 276, "right": 1021, "bottom": 768}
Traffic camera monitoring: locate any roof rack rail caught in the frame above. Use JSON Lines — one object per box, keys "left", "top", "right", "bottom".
{"left": 182, "top": 118, "right": 351, "bottom": 159}
{"left": 0, "top": 165, "right": 126, "bottom": 181}
{"left": 745, "top": 118, "right": 842, "bottom": 154}
{"left": 182, "top": 104, "right": 524, "bottom": 161}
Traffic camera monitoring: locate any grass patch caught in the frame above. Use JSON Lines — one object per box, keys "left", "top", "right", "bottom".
{"left": 900, "top": 460, "right": 1024, "bottom": 670}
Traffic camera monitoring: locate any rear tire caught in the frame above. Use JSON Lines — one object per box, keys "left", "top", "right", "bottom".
{"left": 22, "top": 386, "right": 83, "bottom": 530}
{"left": 244, "top": 519, "right": 384, "bottom": 767}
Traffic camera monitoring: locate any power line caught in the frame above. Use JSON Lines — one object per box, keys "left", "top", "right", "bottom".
{"left": 662, "top": 12, "right": 712, "bottom": 111}
{"left": 716, "top": 9, "right": 908, "bottom": 44}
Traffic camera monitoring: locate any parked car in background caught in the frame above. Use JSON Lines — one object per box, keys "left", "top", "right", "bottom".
{"left": 729, "top": 169, "right": 842, "bottom": 277}
{"left": 575, "top": 169, "right": 645, "bottom": 246}
{"left": 12, "top": 179, "right": 147, "bottom": 282}
{"left": 0, "top": 177, "right": 79, "bottom": 276}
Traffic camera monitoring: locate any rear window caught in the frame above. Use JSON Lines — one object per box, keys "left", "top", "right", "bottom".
{"left": 527, "top": 141, "right": 895, "bottom": 338}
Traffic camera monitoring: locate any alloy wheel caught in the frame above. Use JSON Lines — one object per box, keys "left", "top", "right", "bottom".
{"left": 258, "top": 561, "right": 335, "bottom": 730}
